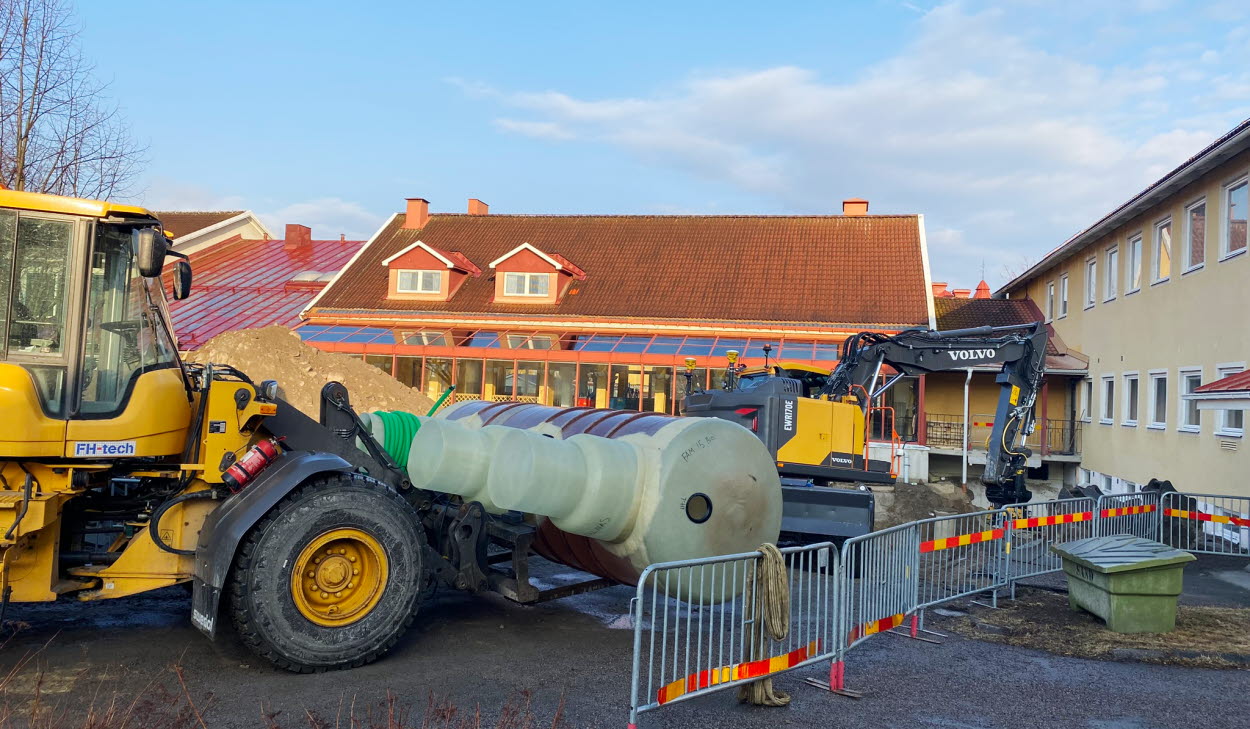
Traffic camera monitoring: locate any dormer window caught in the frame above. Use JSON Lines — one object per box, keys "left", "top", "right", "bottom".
{"left": 503, "top": 272, "right": 550, "bottom": 297}
{"left": 382, "top": 240, "right": 480, "bottom": 302}
{"left": 489, "top": 242, "right": 585, "bottom": 304}
{"left": 397, "top": 269, "right": 442, "bottom": 294}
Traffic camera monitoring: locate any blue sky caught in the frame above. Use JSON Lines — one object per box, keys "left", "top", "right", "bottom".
{"left": 78, "top": 1, "right": 1250, "bottom": 286}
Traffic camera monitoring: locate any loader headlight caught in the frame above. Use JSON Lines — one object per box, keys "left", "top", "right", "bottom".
{"left": 258, "top": 379, "right": 280, "bottom": 402}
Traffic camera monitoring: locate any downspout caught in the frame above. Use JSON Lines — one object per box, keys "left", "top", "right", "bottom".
{"left": 962, "top": 367, "right": 973, "bottom": 493}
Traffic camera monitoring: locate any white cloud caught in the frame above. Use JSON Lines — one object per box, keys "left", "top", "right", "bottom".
{"left": 473, "top": 3, "right": 1250, "bottom": 286}
{"left": 257, "top": 197, "right": 382, "bottom": 241}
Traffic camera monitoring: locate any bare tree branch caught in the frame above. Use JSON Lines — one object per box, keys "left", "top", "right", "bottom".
{"left": 0, "top": 0, "right": 145, "bottom": 198}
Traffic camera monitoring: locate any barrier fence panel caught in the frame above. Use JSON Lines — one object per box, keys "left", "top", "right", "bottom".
{"left": 914, "top": 509, "right": 1010, "bottom": 611}
{"left": 1161, "top": 492, "right": 1250, "bottom": 558}
{"left": 1001, "top": 498, "right": 1097, "bottom": 590}
{"left": 1095, "top": 492, "right": 1162, "bottom": 540}
{"left": 628, "top": 542, "right": 838, "bottom": 727}
{"left": 839, "top": 523, "right": 919, "bottom": 655}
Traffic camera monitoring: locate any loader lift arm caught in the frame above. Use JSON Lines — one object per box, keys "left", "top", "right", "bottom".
{"left": 818, "top": 322, "right": 1049, "bottom": 508}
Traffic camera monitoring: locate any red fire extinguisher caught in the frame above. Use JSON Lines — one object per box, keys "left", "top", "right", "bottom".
{"left": 222, "top": 438, "right": 283, "bottom": 492}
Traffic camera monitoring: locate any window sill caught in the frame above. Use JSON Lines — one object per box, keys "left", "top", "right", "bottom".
{"left": 1182, "top": 264, "right": 1203, "bottom": 276}
{"left": 1146, "top": 423, "right": 1165, "bottom": 430}
{"left": 1151, "top": 277, "right": 1170, "bottom": 287}
{"left": 1099, "top": 419, "right": 1113, "bottom": 425}
{"left": 1084, "top": 303, "right": 1096, "bottom": 311}
{"left": 1215, "top": 430, "right": 1244, "bottom": 439}
{"left": 1122, "top": 422, "right": 1138, "bottom": 428}
{"left": 1177, "top": 426, "right": 1200, "bottom": 434}
{"left": 1058, "top": 313, "right": 1068, "bottom": 320}
{"left": 1103, "top": 297, "right": 1116, "bottom": 303}
{"left": 1219, "top": 247, "right": 1247, "bottom": 263}
{"left": 1125, "top": 287, "right": 1140, "bottom": 296}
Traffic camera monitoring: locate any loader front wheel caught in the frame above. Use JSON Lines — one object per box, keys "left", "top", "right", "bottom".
{"left": 227, "top": 473, "right": 425, "bottom": 672}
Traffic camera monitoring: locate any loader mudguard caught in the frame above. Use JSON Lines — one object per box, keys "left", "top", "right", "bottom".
{"left": 190, "top": 451, "right": 351, "bottom": 639}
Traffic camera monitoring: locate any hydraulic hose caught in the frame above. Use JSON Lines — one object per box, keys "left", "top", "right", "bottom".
{"left": 369, "top": 411, "right": 423, "bottom": 470}
{"left": 149, "top": 490, "right": 220, "bottom": 556}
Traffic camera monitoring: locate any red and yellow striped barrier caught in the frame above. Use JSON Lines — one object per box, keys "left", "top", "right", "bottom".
{"left": 1164, "top": 508, "right": 1250, "bottom": 528}
{"left": 655, "top": 640, "right": 822, "bottom": 705}
{"left": 847, "top": 613, "right": 905, "bottom": 644}
{"left": 920, "top": 528, "right": 1004, "bottom": 553}
{"left": 1011, "top": 511, "right": 1093, "bottom": 529}
{"left": 1100, "top": 505, "right": 1156, "bottom": 518}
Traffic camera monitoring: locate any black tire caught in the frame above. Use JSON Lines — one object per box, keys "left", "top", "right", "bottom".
{"left": 227, "top": 472, "right": 425, "bottom": 672}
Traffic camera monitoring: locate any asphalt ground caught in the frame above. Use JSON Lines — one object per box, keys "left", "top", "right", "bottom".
{"left": 0, "top": 556, "right": 1245, "bottom": 729}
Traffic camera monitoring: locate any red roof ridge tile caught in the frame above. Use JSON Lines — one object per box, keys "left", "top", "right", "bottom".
{"left": 422, "top": 212, "right": 921, "bottom": 220}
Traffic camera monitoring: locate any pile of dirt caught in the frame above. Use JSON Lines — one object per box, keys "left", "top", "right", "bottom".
{"left": 874, "top": 480, "right": 978, "bottom": 529}
{"left": 188, "top": 326, "right": 435, "bottom": 417}
{"left": 942, "top": 588, "right": 1250, "bottom": 669}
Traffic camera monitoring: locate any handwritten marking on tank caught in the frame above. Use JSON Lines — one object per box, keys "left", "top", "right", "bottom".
{"left": 679, "top": 433, "right": 717, "bottom": 463}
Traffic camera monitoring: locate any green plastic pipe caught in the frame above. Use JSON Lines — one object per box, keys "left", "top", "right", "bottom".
{"left": 426, "top": 385, "right": 456, "bottom": 416}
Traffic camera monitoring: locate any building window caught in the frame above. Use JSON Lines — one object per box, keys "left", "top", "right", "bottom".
{"left": 1058, "top": 274, "right": 1068, "bottom": 318}
{"left": 1184, "top": 200, "right": 1205, "bottom": 272}
{"left": 503, "top": 272, "right": 550, "bottom": 297}
{"left": 1085, "top": 258, "right": 1097, "bottom": 309}
{"left": 396, "top": 269, "right": 441, "bottom": 294}
{"left": 1126, "top": 235, "right": 1142, "bottom": 293}
{"left": 1216, "top": 363, "right": 1245, "bottom": 437}
{"left": 1224, "top": 177, "right": 1248, "bottom": 260}
{"left": 1179, "top": 367, "right": 1202, "bottom": 433}
{"left": 1100, "top": 375, "right": 1115, "bottom": 424}
{"left": 1046, "top": 281, "right": 1055, "bottom": 321}
{"left": 1122, "top": 372, "right": 1139, "bottom": 426}
{"left": 1147, "top": 370, "right": 1167, "bottom": 429}
{"left": 1104, "top": 246, "right": 1118, "bottom": 300}
{"left": 1078, "top": 378, "right": 1092, "bottom": 422}
{"left": 1153, "top": 218, "right": 1171, "bottom": 283}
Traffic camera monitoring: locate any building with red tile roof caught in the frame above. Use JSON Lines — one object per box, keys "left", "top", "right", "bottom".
{"left": 155, "top": 210, "right": 273, "bottom": 255}
{"left": 168, "top": 224, "right": 364, "bottom": 350}
{"left": 298, "top": 196, "right": 939, "bottom": 439}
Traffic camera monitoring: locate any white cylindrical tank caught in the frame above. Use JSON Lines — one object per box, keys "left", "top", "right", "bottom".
{"left": 393, "top": 401, "right": 783, "bottom": 593}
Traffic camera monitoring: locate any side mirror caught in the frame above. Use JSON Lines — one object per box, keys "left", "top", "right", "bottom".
{"left": 135, "top": 228, "right": 167, "bottom": 277}
{"left": 172, "top": 260, "right": 193, "bottom": 300}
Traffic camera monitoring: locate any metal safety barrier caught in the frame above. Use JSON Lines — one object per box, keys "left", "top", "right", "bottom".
{"left": 1001, "top": 497, "right": 1097, "bottom": 593}
{"left": 1095, "top": 492, "right": 1162, "bottom": 540}
{"left": 913, "top": 510, "right": 1011, "bottom": 611}
{"left": 628, "top": 542, "right": 839, "bottom": 727}
{"left": 1160, "top": 491, "right": 1250, "bottom": 557}
{"left": 626, "top": 488, "right": 1247, "bottom": 725}
{"left": 839, "top": 523, "right": 919, "bottom": 653}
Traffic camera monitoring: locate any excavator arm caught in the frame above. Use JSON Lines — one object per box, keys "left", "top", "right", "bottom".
{"left": 820, "top": 323, "right": 1049, "bottom": 507}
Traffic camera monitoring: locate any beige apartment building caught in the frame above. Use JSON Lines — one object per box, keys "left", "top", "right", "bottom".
{"left": 999, "top": 120, "right": 1249, "bottom": 497}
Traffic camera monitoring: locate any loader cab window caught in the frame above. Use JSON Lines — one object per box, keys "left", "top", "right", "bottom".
{"left": 78, "top": 224, "right": 179, "bottom": 417}
{"left": 0, "top": 211, "right": 75, "bottom": 415}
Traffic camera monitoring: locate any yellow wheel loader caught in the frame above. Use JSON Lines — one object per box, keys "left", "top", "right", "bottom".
{"left": 0, "top": 190, "right": 592, "bottom": 672}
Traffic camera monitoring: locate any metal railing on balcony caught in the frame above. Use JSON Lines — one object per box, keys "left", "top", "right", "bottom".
{"left": 923, "top": 413, "right": 1081, "bottom": 456}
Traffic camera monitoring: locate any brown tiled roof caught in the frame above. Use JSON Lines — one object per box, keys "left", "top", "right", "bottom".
{"left": 312, "top": 213, "right": 931, "bottom": 328}
{"left": 154, "top": 210, "right": 245, "bottom": 238}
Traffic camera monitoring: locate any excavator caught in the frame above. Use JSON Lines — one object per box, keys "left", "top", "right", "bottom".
{"left": 0, "top": 189, "right": 674, "bottom": 672}
{"left": 684, "top": 323, "right": 1050, "bottom": 540}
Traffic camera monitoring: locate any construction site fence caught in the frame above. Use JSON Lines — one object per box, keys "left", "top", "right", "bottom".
{"left": 1160, "top": 491, "right": 1250, "bottom": 558}
{"left": 627, "top": 489, "right": 1249, "bottom": 725}
{"left": 627, "top": 542, "right": 839, "bottom": 727}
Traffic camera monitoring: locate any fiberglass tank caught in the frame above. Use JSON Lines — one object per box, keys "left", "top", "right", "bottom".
{"left": 360, "top": 401, "right": 783, "bottom": 591}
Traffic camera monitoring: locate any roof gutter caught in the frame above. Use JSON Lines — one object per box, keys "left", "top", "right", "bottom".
{"left": 995, "top": 118, "right": 1250, "bottom": 297}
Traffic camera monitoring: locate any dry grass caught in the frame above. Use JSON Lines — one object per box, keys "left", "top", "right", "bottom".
{"left": 945, "top": 588, "right": 1250, "bottom": 669}
{"left": 0, "top": 630, "right": 573, "bottom": 729}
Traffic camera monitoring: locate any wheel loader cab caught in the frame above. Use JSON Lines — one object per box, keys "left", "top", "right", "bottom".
{"left": 0, "top": 193, "right": 192, "bottom": 457}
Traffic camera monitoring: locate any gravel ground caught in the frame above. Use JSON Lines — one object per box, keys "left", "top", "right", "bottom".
{"left": 0, "top": 556, "right": 1245, "bottom": 729}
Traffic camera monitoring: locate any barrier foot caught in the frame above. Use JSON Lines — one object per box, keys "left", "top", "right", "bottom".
{"left": 886, "top": 614, "right": 942, "bottom": 644}
{"left": 805, "top": 661, "right": 863, "bottom": 698}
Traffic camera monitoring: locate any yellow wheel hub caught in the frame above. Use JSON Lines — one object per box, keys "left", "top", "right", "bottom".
{"left": 291, "top": 528, "right": 388, "bottom": 627}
